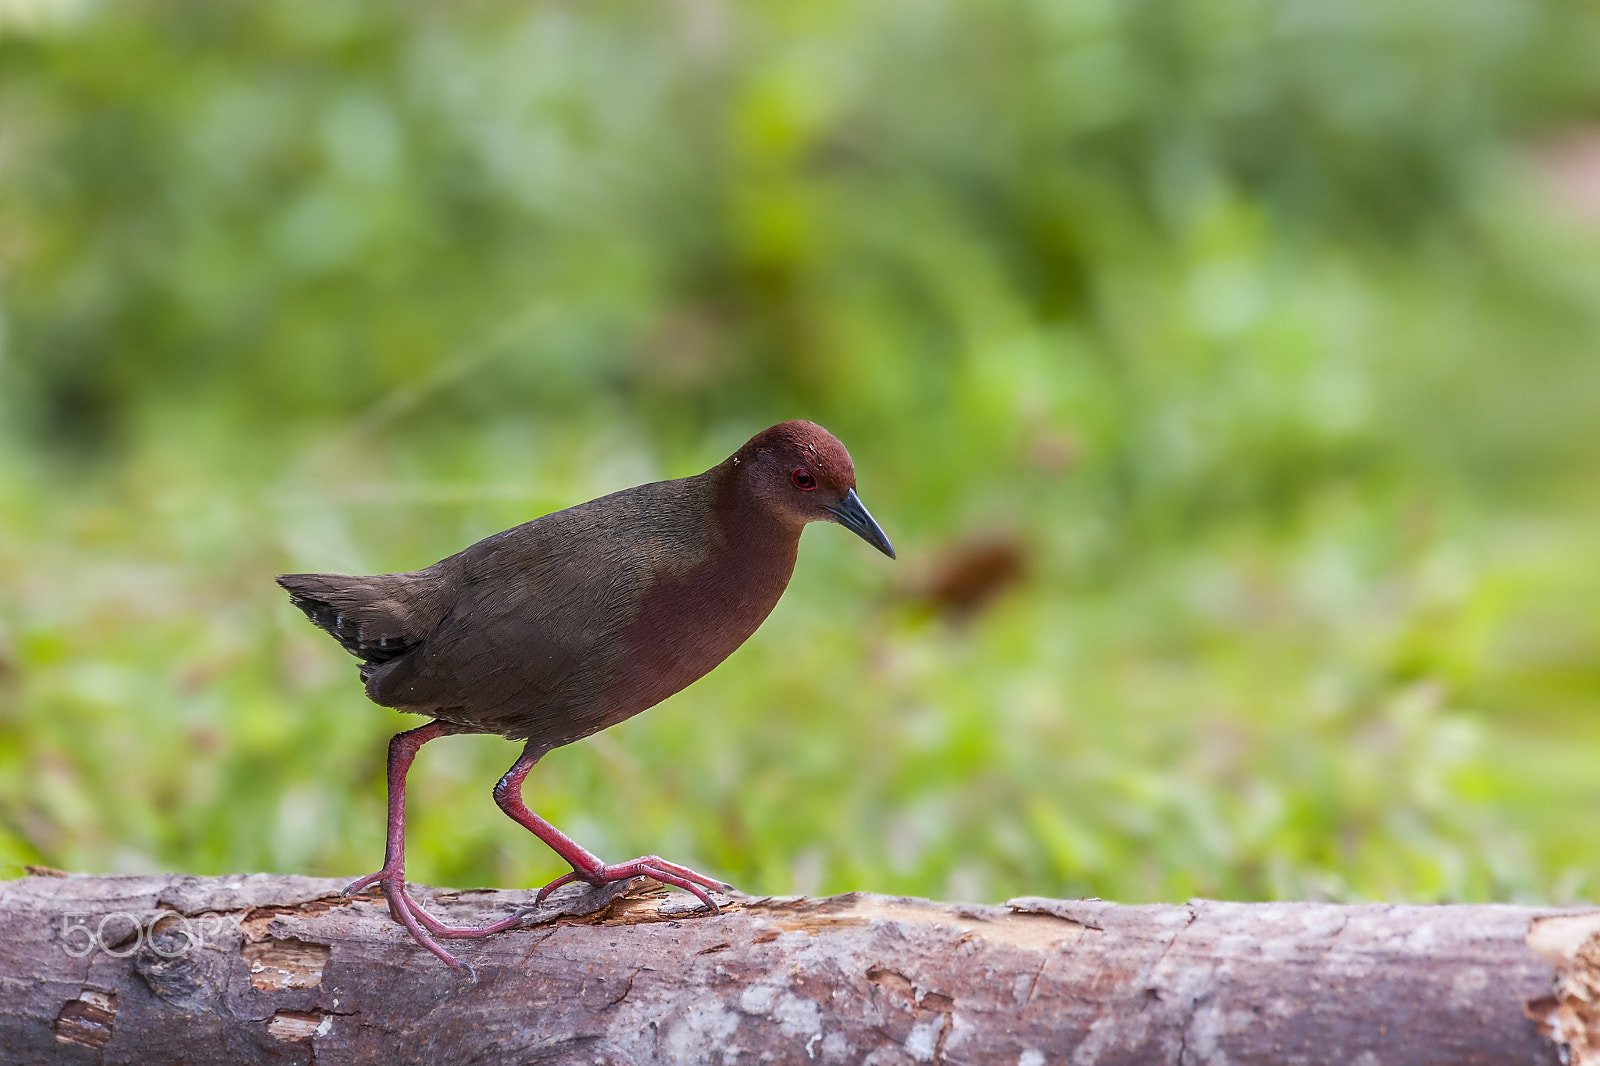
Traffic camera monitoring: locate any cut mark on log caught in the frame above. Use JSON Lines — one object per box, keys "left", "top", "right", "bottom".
{"left": 761, "top": 894, "right": 1086, "bottom": 954}
{"left": 267, "top": 1009, "right": 333, "bottom": 1043}
{"left": 867, "top": 966, "right": 956, "bottom": 1018}
{"left": 958, "top": 911, "right": 1084, "bottom": 952}
{"left": 239, "top": 899, "right": 341, "bottom": 942}
{"left": 934, "top": 1010, "right": 954, "bottom": 1063}
{"left": 53, "top": 990, "right": 116, "bottom": 1050}
{"left": 242, "top": 937, "right": 331, "bottom": 991}
{"left": 1146, "top": 903, "right": 1199, "bottom": 986}
{"left": 1006, "top": 896, "right": 1106, "bottom": 931}
{"left": 867, "top": 965, "right": 916, "bottom": 1003}
{"left": 1149, "top": 904, "right": 1203, "bottom": 1062}
{"left": 1526, "top": 911, "right": 1600, "bottom": 1066}
{"left": 602, "top": 968, "right": 641, "bottom": 1010}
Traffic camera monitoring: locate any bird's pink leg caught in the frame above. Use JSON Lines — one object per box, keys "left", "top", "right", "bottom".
{"left": 344, "top": 722, "right": 525, "bottom": 971}
{"left": 494, "top": 749, "right": 734, "bottom": 911}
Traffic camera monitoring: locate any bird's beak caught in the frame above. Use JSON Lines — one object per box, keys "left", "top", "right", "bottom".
{"left": 826, "top": 488, "right": 896, "bottom": 559}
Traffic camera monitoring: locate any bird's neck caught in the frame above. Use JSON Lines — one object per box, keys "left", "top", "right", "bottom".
{"left": 707, "top": 459, "right": 804, "bottom": 575}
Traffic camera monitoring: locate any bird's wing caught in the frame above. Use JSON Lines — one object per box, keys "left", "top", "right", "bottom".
{"left": 360, "top": 479, "right": 717, "bottom": 731}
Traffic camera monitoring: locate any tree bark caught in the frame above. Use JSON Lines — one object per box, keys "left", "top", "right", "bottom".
{"left": 0, "top": 870, "right": 1590, "bottom": 1065}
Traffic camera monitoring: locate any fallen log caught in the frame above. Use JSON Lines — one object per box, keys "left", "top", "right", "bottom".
{"left": 0, "top": 870, "right": 1592, "bottom": 1064}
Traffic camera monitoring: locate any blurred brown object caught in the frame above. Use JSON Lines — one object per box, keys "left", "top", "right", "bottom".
{"left": 911, "top": 533, "right": 1029, "bottom": 620}
{"left": 1535, "top": 128, "right": 1600, "bottom": 227}
{"left": 639, "top": 305, "right": 727, "bottom": 391}
{"left": 1026, "top": 426, "right": 1079, "bottom": 476}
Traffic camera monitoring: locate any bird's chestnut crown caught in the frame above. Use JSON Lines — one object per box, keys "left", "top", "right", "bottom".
{"left": 730, "top": 421, "right": 895, "bottom": 558}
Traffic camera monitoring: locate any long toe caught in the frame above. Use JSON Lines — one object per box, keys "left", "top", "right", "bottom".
{"left": 592, "top": 856, "right": 730, "bottom": 912}
{"left": 378, "top": 879, "right": 468, "bottom": 972}
{"left": 400, "top": 893, "right": 528, "bottom": 940}
{"left": 534, "top": 870, "right": 588, "bottom": 905}
{"left": 633, "top": 856, "right": 733, "bottom": 893}
{"left": 638, "top": 863, "right": 719, "bottom": 913}
{"left": 604, "top": 855, "right": 732, "bottom": 894}
{"left": 531, "top": 856, "right": 730, "bottom": 912}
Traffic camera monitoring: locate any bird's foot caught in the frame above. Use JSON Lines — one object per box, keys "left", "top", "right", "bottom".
{"left": 535, "top": 855, "right": 733, "bottom": 913}
{"left": 344, "top": 866, "right": 526, "bottom": 975}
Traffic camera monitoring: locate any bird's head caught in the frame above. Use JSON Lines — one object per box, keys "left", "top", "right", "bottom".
{"left": 731, "top": 421, "right": 895, "bottom": 559}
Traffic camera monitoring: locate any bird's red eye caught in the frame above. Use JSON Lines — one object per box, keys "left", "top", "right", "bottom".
{"left": 792, "top": 467, "right": 817, "bottom": 491}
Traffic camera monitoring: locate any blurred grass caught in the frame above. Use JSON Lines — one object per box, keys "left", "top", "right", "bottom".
{"left": 1, "top": 0, "right": 1599, "bottom": 905}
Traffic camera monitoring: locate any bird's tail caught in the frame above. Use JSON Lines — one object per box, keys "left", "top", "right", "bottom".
{"left": 276, "top": 571, "right": 448, "bottom": 668}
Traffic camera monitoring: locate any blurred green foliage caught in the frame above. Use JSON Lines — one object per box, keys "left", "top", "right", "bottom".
{"left": 2, "top": 0, "right": 1600, "bottom": 906}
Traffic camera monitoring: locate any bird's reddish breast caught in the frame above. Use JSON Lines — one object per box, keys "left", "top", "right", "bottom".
{"left": 603, "top": 509, "right": 799, "bottom": 724}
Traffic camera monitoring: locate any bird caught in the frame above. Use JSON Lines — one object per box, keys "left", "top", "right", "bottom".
{"left": 277, "top": 420, "right": 894, "bottom": 971}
